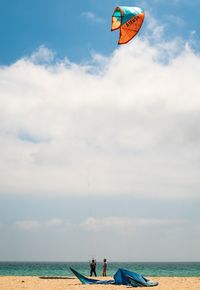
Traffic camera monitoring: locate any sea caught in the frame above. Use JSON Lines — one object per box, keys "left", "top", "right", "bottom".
{"left": 0, "top": 262, "right": 199, "bottom": 277}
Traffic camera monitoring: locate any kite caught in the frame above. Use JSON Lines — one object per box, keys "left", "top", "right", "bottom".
{"left": 111, "top": 6, "right": 145, "bottom": 44}
{"left": 70, "top": 267, "right": 159, "bottom": 287}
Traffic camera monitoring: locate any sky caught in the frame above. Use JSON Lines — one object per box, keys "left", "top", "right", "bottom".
{"left": 0, "top": 0, "right": 200, "bottom": 262}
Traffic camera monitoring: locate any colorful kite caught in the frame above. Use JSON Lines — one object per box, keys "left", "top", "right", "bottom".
{"left": 70, "top": 267, "right": 159, "bottom": 287}
{"left": 111, "top": 6, "right": 145, "bottom": 44}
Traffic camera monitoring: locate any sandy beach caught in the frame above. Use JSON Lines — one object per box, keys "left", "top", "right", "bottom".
{"left": 0, "top": 276, "right": 199, "bottom": 290}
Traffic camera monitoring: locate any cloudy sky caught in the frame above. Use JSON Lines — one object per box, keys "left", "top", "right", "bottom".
{"left": 0, "top": 0, "right": 200, "bottom": 262}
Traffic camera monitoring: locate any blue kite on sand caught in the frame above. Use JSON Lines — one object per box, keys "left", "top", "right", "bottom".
{"left": 70, "top": 267, "right": 159, "bottom": 287}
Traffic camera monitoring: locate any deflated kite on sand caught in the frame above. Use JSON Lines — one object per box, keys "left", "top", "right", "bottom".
{"left": 70, "top": 267, "right": 158, "bottom": 287}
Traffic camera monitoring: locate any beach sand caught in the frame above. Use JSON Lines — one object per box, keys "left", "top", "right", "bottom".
{"left": 0, "top": 276, "right": 200, "bottom": 290}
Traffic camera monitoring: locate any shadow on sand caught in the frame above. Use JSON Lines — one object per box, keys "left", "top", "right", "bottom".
{"left": 39, "top": 276, "right": 74, "bottom": 279}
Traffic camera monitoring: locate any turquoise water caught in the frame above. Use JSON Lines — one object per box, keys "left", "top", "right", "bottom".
{"left": 0, "top": 262, "right": 199, "bottom": 277}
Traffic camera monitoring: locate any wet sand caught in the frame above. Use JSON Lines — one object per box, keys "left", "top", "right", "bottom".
{"left": 0, "top": 276, "right": 200, "bottom": 290}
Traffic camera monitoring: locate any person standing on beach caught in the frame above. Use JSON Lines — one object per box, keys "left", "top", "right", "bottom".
{"left": 102, "top": 258, "right": 107, "bottom": 276}
{"left": 90, "top": 259, "right": 97, "bottom": 277}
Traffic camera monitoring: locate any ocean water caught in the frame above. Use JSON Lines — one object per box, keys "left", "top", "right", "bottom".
{"left": 0, "top": 262, "right": 199, "bottom": 277}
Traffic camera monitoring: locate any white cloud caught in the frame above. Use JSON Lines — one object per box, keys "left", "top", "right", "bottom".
{"left": 80, "top": 217, "right": 187, "bottom": 232}
{"left": 82, "top": 11, "right": 104, "bottom": 23}
{"left": 165, "top": 15, "right": 186, "bottom": 29}
{"left": 45, "top": 218, "right": 64, "bottom": 227}
{"left": 143, "top": 12, "right": 165, "bottom": 41}
{"left": 15, "top": 220, "right": 41, "bottom": 230}
{"left": 146, "top": 0, "right": 198, "bottom": 5}
{"left": 0, "top": 38, "right": 200, "bottom": 200}
{"left": 15, "top": 218, "right": 65, "bottom": 230}
{"left": 28, "top": 45, "right": 55, "bottom": 64}
{"left": 12, "top": 216, "right": 200, "bottom": 234}
{"left": 81, "top": 217, "right": 129, "bottom": 232}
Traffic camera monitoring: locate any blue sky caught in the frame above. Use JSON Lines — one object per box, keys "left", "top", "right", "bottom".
{"left": 0, "top": 0, "right": 199, "bottom": 64}
{"left": 0, "top": 1, "right": 200, "bottom": 262}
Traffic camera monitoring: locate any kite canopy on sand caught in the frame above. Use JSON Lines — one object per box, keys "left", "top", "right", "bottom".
{"left": 111, "top": 6, "right": 145, "bottom": 44}
{"left": 70, "top": 267, "right": 159, "bottom": 287}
